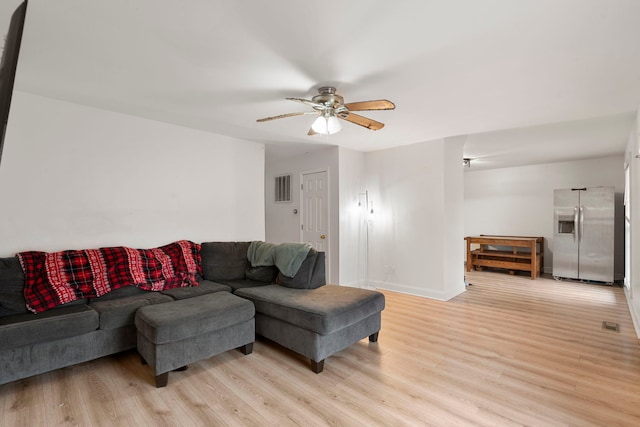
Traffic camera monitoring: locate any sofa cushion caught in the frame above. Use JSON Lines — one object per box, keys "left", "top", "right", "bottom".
{"left": 0, "top": 256, "right": 28, "bottom": 316}
{"left": 234, "top": 284, "right": 385, "bottom": 335}
{"left": 218, "top": 278, "right": 273, "bottom": 292}
{"left": 89, "top": 292, "right": 173, "bottom": 330}
{"left": 276, "top": 250, "right": 326, "bottom": 289}
{"left": 201, "top": 242, "right": 251, "bottom": 281}
{"left": 0, "top": 304, "right": 98, "bottom": 349}
{"left": 245, "top": 265, "right": 278, "bottom": 283}
{"left": 160, "top": 280, "right": 231, "bottom": 300}
{"left": 89, "top": 285, "right": 148, "bottom": 302}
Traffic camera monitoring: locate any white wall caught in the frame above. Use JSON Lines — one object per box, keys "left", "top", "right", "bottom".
{"left": 625, "top": 110, "right": 640, "bottom": 337}
{"left": 0, "top": 92, "right": 265, "bottom": 256}
{"left": 266, "top": 140, "right": 467, "bottom": 301}
{"left": 337, "top": 146, "right": 366, "bottom": 287}
{"left": 365, "top": 139, "right": 466, "bottom": 300}
{"left": 265, "top": 146, "right": 340, "bottom": 284}
{"left": 464, "top": 156, "right": 625, "bottom": 277}
{"left": 443, "top": 136, "right": 467, "bottom": 295}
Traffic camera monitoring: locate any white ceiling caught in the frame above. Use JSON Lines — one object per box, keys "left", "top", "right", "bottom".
{"left": 2, "top": 0, "right": 640, "bottom": 169}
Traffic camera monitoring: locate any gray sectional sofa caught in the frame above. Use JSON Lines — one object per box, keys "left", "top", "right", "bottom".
{"left": 0, "top": 241, "right": 385, "bottom": 386}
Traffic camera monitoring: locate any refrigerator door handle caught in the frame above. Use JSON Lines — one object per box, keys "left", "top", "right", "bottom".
{"left": 573, "top": 206, "right": 579, "bottom": 243}
{"left": 579, "top": 205, "right": 585, "bottom": 243}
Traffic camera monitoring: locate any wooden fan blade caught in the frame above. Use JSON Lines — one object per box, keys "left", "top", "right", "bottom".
{"left": 307, "top": 127, "right": 318, "bottom": 136}
{"left": 286, "top": 97, "right": 328, "bottom": 110}
{"left": 256, "top": 111, "right": 317, "bottom": 122}
{"left": 344, "top": 100, "right": 395, "bottom": 111}
{"left": 340, "top": 112, "right": 385, "bottom": 130}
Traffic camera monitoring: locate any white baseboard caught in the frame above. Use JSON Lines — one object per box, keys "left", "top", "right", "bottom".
{"left": 338, "top": 280, "right": 375, "bottom": 290}
{"left": 369, "top": 279, "right": 465, "bottom": 301}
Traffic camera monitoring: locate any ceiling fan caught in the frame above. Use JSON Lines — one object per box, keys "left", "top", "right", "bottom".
{"left": 256, "top": 86, "right": 395, "bottom": 136}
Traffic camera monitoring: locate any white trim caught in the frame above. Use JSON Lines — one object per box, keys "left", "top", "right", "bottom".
{"left": 624, "top": 286, "right": 640, "bottom": 338}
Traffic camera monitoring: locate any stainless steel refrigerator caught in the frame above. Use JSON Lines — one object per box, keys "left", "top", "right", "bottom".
{"left": 552, "top": 186, "right": 615, "bottom": 283}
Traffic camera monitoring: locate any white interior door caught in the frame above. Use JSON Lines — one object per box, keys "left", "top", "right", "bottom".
{"left": 301, "top": 171, "right": 328, "bottom": 258}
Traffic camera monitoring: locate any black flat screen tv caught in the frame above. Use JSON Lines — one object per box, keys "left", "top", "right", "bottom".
{"left": 0, "top": 1, "right": 27, "bottom": 166}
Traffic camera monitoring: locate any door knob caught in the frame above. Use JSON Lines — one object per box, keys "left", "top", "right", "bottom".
{"left": 320, "top": 235, "right": 326, "bottom": 239}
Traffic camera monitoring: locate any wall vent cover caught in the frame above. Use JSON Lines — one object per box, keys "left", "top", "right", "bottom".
{"left": 275, "top": 174, "right": 292, "bottom": 203}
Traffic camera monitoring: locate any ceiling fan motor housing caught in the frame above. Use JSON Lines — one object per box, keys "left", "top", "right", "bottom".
{"left": 312, "top": 86, "right": 345, "bottom": 110}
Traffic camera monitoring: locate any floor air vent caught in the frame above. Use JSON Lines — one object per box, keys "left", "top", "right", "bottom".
{"left": 601, "top": 321, "right": 620, "bottom": 332}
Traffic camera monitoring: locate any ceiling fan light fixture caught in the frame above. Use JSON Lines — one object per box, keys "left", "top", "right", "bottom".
{"left": 311, "top": 114, "right": 342, "bottom": 135}
{"left": 327, "top": 115, "right": 342, "bottom": 134}
{"left": 311, "top": 116, "right": 327, "bottom": 134}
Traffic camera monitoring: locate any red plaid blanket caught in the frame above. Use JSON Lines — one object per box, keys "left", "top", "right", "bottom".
{"left": 17, "top": 240, "right": 202, "bottom": 313}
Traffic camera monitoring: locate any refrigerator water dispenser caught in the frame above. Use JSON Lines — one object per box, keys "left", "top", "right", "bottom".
{"left": 557, "top": 216, "right": 575, "bottom": 234}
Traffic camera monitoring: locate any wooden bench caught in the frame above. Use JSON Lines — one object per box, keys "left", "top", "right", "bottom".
{"left": 465, "top": 235, "right": 544, "bottom": 279}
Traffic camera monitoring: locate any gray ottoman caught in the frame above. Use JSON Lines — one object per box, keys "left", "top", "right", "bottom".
{"left": 135, "top": 292, "right": 255, "bottom": 387}
{"left": 234, "top": 285, "right": 385, "bottom": 373}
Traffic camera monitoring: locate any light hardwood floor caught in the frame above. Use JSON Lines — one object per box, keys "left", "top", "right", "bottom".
{"left": 2, "top": 271, "right": 640, "bottom": 426}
